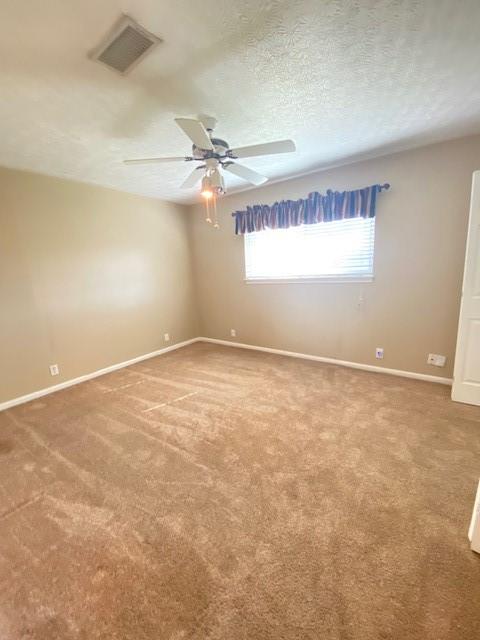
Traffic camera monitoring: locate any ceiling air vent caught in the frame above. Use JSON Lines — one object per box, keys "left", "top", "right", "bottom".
{"left": 89, "top": 15, "right": 161, "bottom": 75}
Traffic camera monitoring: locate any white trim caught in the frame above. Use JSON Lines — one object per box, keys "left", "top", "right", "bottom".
{"left": 198, "top": 337, "right": 453, "bottom": 385}
{"left": 0, "top": 336, "right": 453, "bottom": 411}
{"left": 0, "top": 338, "right": 199, "bottom": 412}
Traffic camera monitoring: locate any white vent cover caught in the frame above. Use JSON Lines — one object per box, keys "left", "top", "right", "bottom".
{"left": 89, "top": 15, "right": 161, "bottom": 75}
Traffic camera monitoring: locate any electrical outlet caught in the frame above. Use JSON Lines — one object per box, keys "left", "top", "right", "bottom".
{"left": 49, "top": 364, "right": 59, "bottom": 376}
{"left": 164, "top": 333, "right": 170, "bottom": 342}
{"left": 230, "top": 329, "right": 236, "bottom": 338}
{"left": 427, "top": 353, "right": 446, "bottom": 367}
{"left": 375, "top": 347, "right": 384, "bottom": 359}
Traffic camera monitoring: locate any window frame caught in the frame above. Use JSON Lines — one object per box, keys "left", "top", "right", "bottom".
{"left": 244, "top": 275, "right": 374, "bottom": 285}
{"left": 242, "top": 218, "right": 376, "bottom": 285}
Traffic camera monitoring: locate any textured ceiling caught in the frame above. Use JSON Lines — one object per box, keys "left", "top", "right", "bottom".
{"left": 1, "top": 0, "right": 480, "bottom": 203}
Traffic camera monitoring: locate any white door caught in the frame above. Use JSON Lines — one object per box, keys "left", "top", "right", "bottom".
{"left": 452, "top": 171, "right": 480, "bottom": 405}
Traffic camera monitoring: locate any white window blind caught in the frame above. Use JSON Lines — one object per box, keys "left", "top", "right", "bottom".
{"left": 244, "top": 217, "right": 375, "bottom": 282}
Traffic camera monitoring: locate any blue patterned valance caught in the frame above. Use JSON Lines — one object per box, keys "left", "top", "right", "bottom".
{"left": 232, "top": 183, "right": 390, "bottom": 235}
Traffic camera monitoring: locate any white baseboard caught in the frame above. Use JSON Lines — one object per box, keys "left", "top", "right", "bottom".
{"left": 0, "top": 338, "right": 199, "bottom": 412}
{"left": 0, "top": 335, "right": 453, "bottom": 412}
{"left": 198, "top": 337, "right": 453, "bottom": 386}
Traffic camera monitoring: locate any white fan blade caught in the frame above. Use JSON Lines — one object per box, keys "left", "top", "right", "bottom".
{"left": 124, "top": 156, "right": 186, "bottom": 165}
{"left": 230, "top": 139, "right": 296, "bottom": 159}
{"left": 174, "top": 118, "right": 214, "bottom": 151}
{"left": 223, "top": 162, "right": 268, "bottom": 186}
{"left": 181, "top": 166, "right": 204, "bottom": 189}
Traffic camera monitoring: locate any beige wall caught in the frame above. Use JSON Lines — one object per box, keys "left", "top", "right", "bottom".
{"left": 0, "top": 167, "right": 198, "bottom": 403}
{"left": 190, "top": 135, "right": 480, "bottom": 378}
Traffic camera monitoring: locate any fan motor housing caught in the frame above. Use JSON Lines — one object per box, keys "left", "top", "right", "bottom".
{"left": 192, "top": 138, "right": 230, "bottom": 159}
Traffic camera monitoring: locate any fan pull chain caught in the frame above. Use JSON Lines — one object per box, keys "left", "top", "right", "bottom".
{"left": 213, "top": 194, "right": 219, "bottom": 229}
{"left": 205, "top": 197, "right": 212, "bottom": 224}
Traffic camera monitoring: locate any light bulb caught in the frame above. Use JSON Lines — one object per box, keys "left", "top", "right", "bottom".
{"left": 201, "top": 189, "right": 213, "bottom": 199}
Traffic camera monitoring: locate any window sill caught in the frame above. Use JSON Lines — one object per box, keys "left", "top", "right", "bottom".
{"left": 244, "top": 276, "right": 374, "bottom": 285}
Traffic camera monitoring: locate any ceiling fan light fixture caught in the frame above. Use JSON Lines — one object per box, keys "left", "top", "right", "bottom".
{"left": 201, "top": 175, "right": 220, "bottom": 228}
{"left": 201, "top": 176, "right": 214, "bottom": 199}
{"left": 201, "top": 171, "right": 225, "bottom": 199}
{"left": 211, "top": 168, "right": 225, "bottom": 194}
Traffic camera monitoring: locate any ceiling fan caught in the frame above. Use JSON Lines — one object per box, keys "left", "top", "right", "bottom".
{"left": 123, "top": 115, "right": 296, "bottom": 199}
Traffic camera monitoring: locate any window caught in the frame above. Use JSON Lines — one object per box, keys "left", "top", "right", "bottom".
{"left": 244, "top": 217, "right": 375, "bottom": 282}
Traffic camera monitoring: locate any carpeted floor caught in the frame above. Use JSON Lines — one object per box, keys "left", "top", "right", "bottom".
{"left": 1, "top": 342, "right": 480, "bottom": 639}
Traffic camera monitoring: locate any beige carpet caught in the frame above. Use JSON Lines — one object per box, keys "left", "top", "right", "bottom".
{"left": 1, "top": 342, "right": 480, "bottom": 639}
